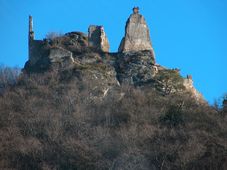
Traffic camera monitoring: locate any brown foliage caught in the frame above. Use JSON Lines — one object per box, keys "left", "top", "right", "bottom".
{"left": 0, "top": 65, "right": 20, "bottom": 93}
{"left": 0, "top": 70, "right": 227, "bottom": 170}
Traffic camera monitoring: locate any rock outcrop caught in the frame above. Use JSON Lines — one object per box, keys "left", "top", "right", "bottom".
{"left": 88, "top": 25, "right": 110, "bottom": 52}
{"left": 48, "top": 47, "right": 75, "bottom": 68}
{"left": 183, "top": 75, "right": 204, "bottom": 103}
{"left": 115, "top": 51, "right": 156, "bottom": 85}
{"left": 118, "top": 7, "right": 154, "bottom": 57}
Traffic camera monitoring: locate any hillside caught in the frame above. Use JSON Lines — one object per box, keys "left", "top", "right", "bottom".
{"left": 1, "top": 65, "right": 227, "bottom": 170}
{"left": 0, "top": 7, "right": 227, "bottom": 170}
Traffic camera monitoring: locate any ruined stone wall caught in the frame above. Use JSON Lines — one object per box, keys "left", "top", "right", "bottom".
{"left": 88, "top": 25, "right": 109, "bottom": 52}
{"left": 29, "top": 40, "right": 48, "bottom": 65}
{"left": 28, "top": 16, "right": 48, "bottom": 65}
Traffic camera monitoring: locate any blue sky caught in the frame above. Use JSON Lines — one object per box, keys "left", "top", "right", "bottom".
{"left": 0, "top": 0, "right": 227, "bottom": 104}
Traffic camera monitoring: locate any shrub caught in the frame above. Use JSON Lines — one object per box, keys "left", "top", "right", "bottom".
{"left": 159, "top": 105, "right": 184, "bottom": 127}
{"left": 155, "top": 69, "right": 185, "bottom": 95}
{"left": 0, "top": 65, "right": 20, "bottom": 93}
{"left": 45, "top": 32, "right": 63, "bottom": 40}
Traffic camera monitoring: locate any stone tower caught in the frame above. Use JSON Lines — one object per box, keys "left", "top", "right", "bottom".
{"left": 118, "top": 7, "right": 154, "bottom": 56}
{"left": 88, "top": 25, "right": 110, "bottom": 52}
{"left": 28, "top": 16, "right": 34, "bottom": 60}
{"left": 28, "top": 16, "right": 46, "bottom": 65}
{"left": 29, "top": 16, "right": 34, "bottom": 41}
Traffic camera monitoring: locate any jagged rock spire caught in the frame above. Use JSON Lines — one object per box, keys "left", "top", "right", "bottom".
{"left": 118, "top": 7, "right": 154, "bottom": 56}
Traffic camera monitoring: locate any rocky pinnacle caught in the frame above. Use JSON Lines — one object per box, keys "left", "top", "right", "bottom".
{"left": 118, "top": 7, "right": 154, "bottom": 56}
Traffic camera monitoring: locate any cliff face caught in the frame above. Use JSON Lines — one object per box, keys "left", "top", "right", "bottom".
{"left": 115, "top": 51, "right": 156, "bottom": 85}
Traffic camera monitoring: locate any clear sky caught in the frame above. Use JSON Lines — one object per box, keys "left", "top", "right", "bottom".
{"left": 0, "top": 0, "right": 227, "bottom": 104}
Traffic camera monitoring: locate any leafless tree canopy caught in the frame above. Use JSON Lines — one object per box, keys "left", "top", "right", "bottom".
{"left": 0, "top": 70, "right": 226, "bottom": 170}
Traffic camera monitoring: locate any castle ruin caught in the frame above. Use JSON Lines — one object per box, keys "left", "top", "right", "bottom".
{"left": 28, "top": 7, "right": 155, "bottom": 67}
{"left": 28, "top": 15, "right": 47, "bottom": 65}
{"left": 25, "top": 8, "right": 204, "bottom": 102}
{"left": 28, "top": 17, "right": 110, "bottom": 67}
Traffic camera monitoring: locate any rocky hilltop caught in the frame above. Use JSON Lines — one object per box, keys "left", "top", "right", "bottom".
{"left": 1, "top": 7, "right": 227, "bottom": 170}
{"left": 24, "top": 7, "right": 204, "bottom": 103}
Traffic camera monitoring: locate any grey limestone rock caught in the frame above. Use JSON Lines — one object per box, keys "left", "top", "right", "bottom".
{"left": 115, "top": 51, "right": 156, "bottom": 85}
{"left": 49, "top": 47, "right": 73, "bottom": 63}
{"left": 118, "top": 7, "right": 154, "bottom": 56}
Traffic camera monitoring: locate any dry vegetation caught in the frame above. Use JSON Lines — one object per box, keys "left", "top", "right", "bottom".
{"left": 0, "top": 68, "right": 227, "bottom": 170}
{"left": 0, "top": 65, "right": 20, "bottom": 92}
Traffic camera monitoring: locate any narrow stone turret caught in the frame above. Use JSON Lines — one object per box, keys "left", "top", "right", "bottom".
{"left": 118, "top": 7, "right": 154, "bottom": 56}
{"left": 29, "top": 15, "right": 34, "bottom": 41}
{"left": 28, "top": 15, "right": 34, "bottom": 63}
{"left": 28, "top": 15, "right": 46, "bottom": 65}
{"left": 88, "top": 25, "right": 110, "bottom": 52}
